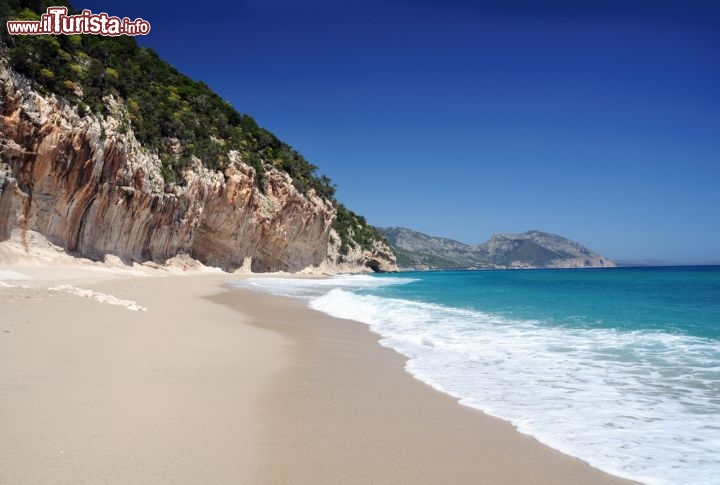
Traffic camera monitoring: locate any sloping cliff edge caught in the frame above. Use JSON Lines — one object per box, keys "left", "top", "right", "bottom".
{"left": 0, "top": 62, "right": 396, "bottom": 273}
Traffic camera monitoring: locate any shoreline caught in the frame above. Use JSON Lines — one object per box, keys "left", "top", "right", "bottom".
{"left": 1, "top": 266, "right": 635, "bottom": 484}
{"left": 211, "top": 285, "right": 636, "bottom": 484}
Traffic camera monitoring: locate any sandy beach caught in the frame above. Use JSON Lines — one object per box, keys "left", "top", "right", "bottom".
{"left": 0, "top": 262, "right": 634, "bottom": 484}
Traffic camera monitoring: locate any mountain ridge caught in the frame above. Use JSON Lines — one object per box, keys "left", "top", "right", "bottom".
{"left": 381, "top": 227, "right": 615, "bottom": 270}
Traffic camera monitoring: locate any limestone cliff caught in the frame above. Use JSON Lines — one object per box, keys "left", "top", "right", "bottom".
{"left": 0, "top": 61, "right": 394, "bottom": 272}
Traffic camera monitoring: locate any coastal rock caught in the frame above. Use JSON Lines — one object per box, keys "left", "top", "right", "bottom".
{"left": 0, "top": 61, "right": 384, "bottom": 272}
{"left": 0, "top": 163, "right": 17, "bottom": 240}
{"left": 323, "top": 228, "right": 397, "bottom": 273}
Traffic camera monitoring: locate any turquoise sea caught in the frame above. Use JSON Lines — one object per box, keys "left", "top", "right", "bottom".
{"left": 234, "top": 266, "right": 720, "bottom": 485}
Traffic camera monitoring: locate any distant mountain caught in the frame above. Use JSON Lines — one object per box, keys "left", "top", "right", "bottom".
{"left": 477, "top": 230, "right": 615, "bottom": 268}
{"left": 380, "top": 227, "right": 615, "bottom": 270}
{"left": 379, "top": 228, "right": 488, "bottom": 269}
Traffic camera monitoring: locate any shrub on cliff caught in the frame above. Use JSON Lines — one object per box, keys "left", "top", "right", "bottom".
{"left": 333, "top": 203, "right": 387, "bottom": 253}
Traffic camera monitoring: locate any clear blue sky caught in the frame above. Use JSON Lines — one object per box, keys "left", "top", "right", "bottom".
{"left": 76, "top": 0, "right": 720, "bottom": 262}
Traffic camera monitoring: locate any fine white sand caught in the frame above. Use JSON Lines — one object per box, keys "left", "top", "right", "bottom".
{"left": 0, "top": 241, "right": 636, "bottom": 484}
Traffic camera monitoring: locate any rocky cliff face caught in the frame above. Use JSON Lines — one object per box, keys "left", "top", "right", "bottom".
{"left": 0, "top": 62, "right": 394, "bottom": 272}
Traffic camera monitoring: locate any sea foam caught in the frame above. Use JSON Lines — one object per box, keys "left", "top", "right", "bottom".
{"left": 234, "top": 274, "right": 720, "bottom": 485}
{"left": 49, "top": 285, "right": 147, "bottom": 311}
{"left": 233, "top": 274, "right": 418, "bottom": 298}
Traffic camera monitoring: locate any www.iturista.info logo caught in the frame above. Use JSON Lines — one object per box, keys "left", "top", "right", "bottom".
{"left": 6, "top": 7, "right": 150, "bottom": 36}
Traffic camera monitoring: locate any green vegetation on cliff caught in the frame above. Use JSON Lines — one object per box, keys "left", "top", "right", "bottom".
{"left": 333, "top": 204, "right": 387, "bottom": 254}
{"left": 1, "top": 0, "right": 382, "bottom": 255}
{"left": 2, "top": 1, "right": 333, "bottom": 198}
